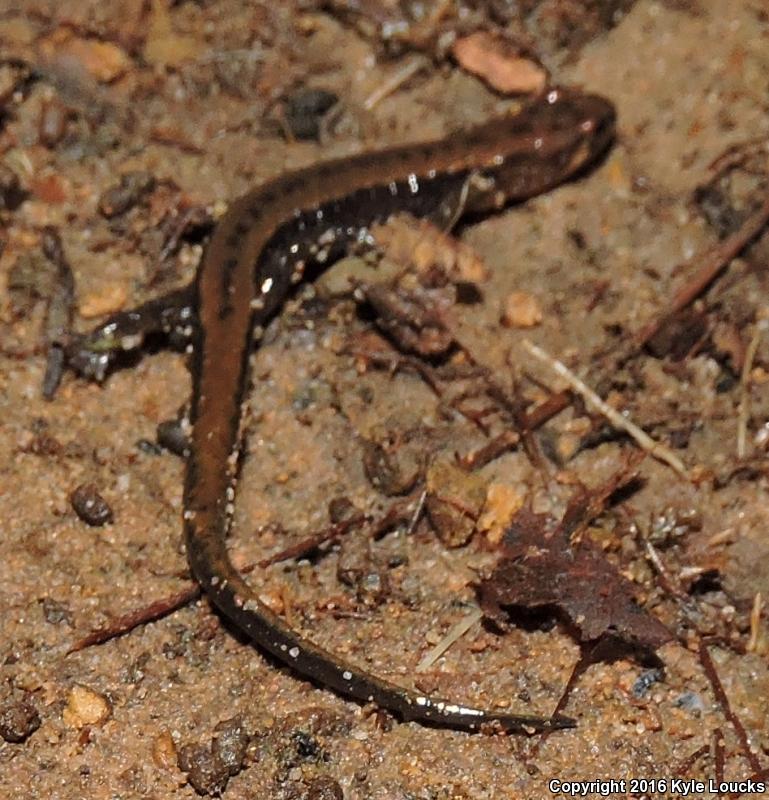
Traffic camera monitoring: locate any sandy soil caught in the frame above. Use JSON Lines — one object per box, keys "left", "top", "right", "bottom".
{"left": 1, "top": 1, "right": 769, "bottom": 797}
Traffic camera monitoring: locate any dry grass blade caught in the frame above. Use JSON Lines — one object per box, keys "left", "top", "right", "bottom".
{"left": 522, "top": 340, "right": 688, "bottom": 478}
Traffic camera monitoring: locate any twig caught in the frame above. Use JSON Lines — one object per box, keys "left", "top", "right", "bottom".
{"left": 405, "top": 490, "right": 427, "bottom": 536}
{"left": 746, "top": 592, "right": 763, "bottom": 654}
{"left": 523, "top": 340, "right": 688, "bottom": 478}
{"left": 737, "top": 323, "right": 764, "bottom": 459}
{"left": 41, "top": 226, "right": 75, "bottom": 400}
{"left": 255, "top": 513, "right": 367, "bottom": 566}
{"left": 363, "top": 56, "right": 429, "bottom": 110}
{"left": 642, "top": 538, "right": 691, "bottom": 604}
{"left": 675, "top": 743, "right": 710, "bottom": 777}
{"left": 69, "top": 514, "right": 370, "bottom": 652}
{"left": 699, "top": 641, "right": 762, "bottom": 773}
{"left": 68, "top": 584, "right": 201, "bottom": 652}
{"left": 457, "top": 430, "right": 520, "bottom": 470}
{"left": 522, "top": 389, "right": 572, "bottom": 431}
{"left": 415, "top": 606, "right": 483, "bottom": 672}
{"left": 347, "top": 348, "right": 442, "bottom": 394}
{"left": 634, "top": 197, "right": 769, "bottom": 350}
{"left": 714, "top": 727, "right": 726, "bottom": 788}
{"left": 635, "top": 510, "right": 765, "bottom": 780}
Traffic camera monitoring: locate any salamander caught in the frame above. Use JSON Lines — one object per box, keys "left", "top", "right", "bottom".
{"left": 69, "top": 87, "right": 616, "bottom": 733}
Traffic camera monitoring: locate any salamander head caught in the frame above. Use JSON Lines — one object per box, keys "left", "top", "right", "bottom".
{"left": 461, "top": 87, "right": 617, "bottom": 211}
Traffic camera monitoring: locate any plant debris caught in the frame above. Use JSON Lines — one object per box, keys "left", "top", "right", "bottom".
{"left": 451, "top": 31, "right": 547, "bottom": 95}
{"left": 478, "top": 459, "right": 672, "bottom": 655}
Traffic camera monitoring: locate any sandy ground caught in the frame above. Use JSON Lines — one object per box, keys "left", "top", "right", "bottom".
{"left": 2, "top": 1, "right": 769, "bottom": 797}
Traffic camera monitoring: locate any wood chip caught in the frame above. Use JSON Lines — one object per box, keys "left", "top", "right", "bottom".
{"left": 38, "top": 30, "right": 131, "bottom": 83}
{"left": 371, "top": 213, "right": 489, "bottom": 283}
{"left": 144, "top": 0, "right": 201, "bottom": 67}
{"left": 78, "top": 284, "right": 128, "bottom": 318}
{"left": 451, "top": 31, "right": 547, "bottom": 95}
{"left": 501, "top": 290, "right": 543, "bottom": 328}
{"left": 477, "top": 483, "right": 525, "bottom": 545}
{"left": 747, "top": 592, "right": 763, "bottom": 653}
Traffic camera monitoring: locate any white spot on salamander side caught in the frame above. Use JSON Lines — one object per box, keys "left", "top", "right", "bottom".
{"left": 288, "top": 646, "right": 300, "bottom": 659}
{"left": 290, "top": 260, "right": 306, "bottom": 284}
{"left": 318, "top": 228, "right": 337, "bottom": 246}
{"left": 408, "top": 173, "right": 419, "bottom": 194}
{"left": 261, "top": 277, "right": 273, "bottom": 294}
{"left": 120, "top": 334, "right": 143, "bottom": 351}
{"left": 342, "top": 670, "right": 352, "bottom": 681}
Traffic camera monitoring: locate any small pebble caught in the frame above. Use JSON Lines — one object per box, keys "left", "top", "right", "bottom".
{"left": 70, "top": 483, "right": 114, "bottom": 526}
{"left": 305, "top": 776, "right": 344, "bottom": 800}
{"left": 157, "top": 419, "right": 190, "bottom": 457}
{"left": 41, "top": 597, "right": 74, "bottom": 626}
{"left": 0, "top": 697, "right": 41, "bottom": 743}
{"left": 152, "top": 730, "right": 178, "bottom": 770}
{"left": 212, "top": 715, "right": 250, "bottom": 777}
{"left": 98, "top": 171, "right": 156, "bottom": 218}
{"left": 38, "top": 31, "right": 131, "bottom": 83}
{"left": 501, "top": 291, "right": 543, "bottom": 328}
{"left": 0, "top": 163, "right": 25, "bottom": 210}
{"left": 361, "top": 438, "right": 423, "bottom": 497}
{"left": 177, "top": 742, "right": 231, "bottom": 796}
{"left": 78, "top": 283, "right": 128, "bottom": 318}
{"left": 38, "top": 98, "right": 68, "bottom": 148}
{"left": 62, "top": 685, "right": 111, "bottom": 728}
{"left": 631, "top": 668, "right": 663, "bottom": 699}
{"left": 675, "top": 691, "right": 706, "bottom": 714}
{"left": 283, "top": 88, "right": 338, "bottom": 141}
{"left": 425, "top": 456, "right": 486, "bottom": 547}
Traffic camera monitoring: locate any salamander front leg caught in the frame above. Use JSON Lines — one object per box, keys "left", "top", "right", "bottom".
{"left": 65, "top": 285, "right": 197, "bottom": 382}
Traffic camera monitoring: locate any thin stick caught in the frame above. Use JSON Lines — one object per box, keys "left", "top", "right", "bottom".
{"left": 675, "top": 743, "right": 709, "bottom": 777}
{"left": 699, "top": 641, "right": 762, "bottom": 773}
{"left": 68, "top": 585, "right": 201, "bottom": 652}
{"left": 643, "top": 539, "right": 690, "bottom": 604}
{"left": 737, "top": 323, "right": 764, "bottom": 459}
{"left": 714, "top": 727, "right": 725, "bottom": 787}
{"left": 69, "top": 515, "right": 370, "bottom": 652}
{"left": 522, "top": 389, "right": 572, "bottom": 431}
{"left": 747, "top": 592, "right": 763, "bottom": 654}
{"left": 363, "top": 56, "right": 429, "bottom": 110}
{"left": 522, "top": 340, "right": 688, "bottom": 478}
{"left": 406, "top": 490, "right": 427, "bottom": 536}
{"left": 415, "top": 606, "right": 483, "bottom": 672}
{"left": 634, "top": 197, "right": 769, "bottom": 350}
